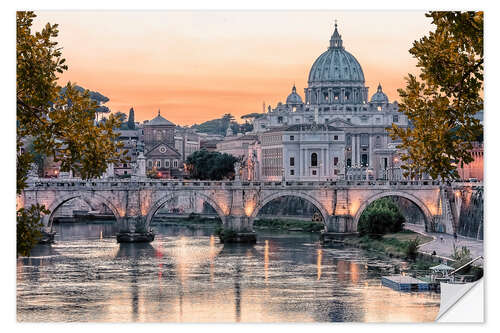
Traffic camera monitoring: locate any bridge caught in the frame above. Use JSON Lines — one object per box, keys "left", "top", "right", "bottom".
{"left": 18, "top": 178, "right": 482, "bottom": 243}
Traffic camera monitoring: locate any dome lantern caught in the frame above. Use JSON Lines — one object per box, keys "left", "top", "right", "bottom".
{"left": 329, "top": 21, "right": 343, "bottom": 49}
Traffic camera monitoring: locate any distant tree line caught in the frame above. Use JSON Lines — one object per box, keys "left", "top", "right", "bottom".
{"left": 190, "top": 113, "right": 253, "bottom": 136}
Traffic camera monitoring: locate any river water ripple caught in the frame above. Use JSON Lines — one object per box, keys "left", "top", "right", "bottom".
{"left": 17, "top": 222, "right": 440, "bottom": 322}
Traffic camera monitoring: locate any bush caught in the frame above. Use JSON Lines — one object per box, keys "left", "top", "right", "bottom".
{"left": 405, "top": 237, "right": 420, "bottom": 261}
{"left": 358, "top": 197, "right": 405, "bottom": 238}
{"left": 451, "top": 245, "right": 473, "bottom": 273}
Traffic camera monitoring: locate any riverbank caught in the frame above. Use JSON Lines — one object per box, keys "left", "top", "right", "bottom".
{"left": 253, "top": 218, "right": 324, "bottom": 232}
{"left": 151, "top": 214, "right": 221, "bottom": 228}
{"left": 342, "top": 230, "right": 439, "bottom": 270}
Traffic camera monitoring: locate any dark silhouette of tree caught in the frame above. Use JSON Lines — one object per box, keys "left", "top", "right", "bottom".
{"left": 185, "top": 150, "right": 238, "bottom": 180}
{"left": 127, "top": 107, "right": 135, "bottom": 129}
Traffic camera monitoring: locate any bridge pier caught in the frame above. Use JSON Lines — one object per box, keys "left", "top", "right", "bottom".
{"left": 321, "top": 215, "right": 357, "bottom": 243}
{"left": 116, "top": 216, "right": 155, "bottom": 243}
{"left": 219, "top": 215, "right": 256, "bottom": 244}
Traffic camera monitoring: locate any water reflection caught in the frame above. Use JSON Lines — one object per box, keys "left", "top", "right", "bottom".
{"left": 17, "top": 223, "right": 440, "bottom": 322}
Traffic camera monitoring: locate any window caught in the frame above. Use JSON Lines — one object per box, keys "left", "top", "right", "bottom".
{"left": 290, "top": 135, "right": 294, "bottom": 141}
{"left": 361, "top": 154, "right": 368, "bottom": 167}
{"left": 334, "top": 157, "right": 339, "bottom": 166}
{"left": 155, "top": 160, "right": 161, "bottom": 168}
{"left": 393, "top": 115, "right": 399, "bottom": 123}
{"left": 334, "top": 169, "right": 339, "bottom": 175}
{"left": 165, "top": 160, "right": 170, "bottom": 168}
{"left": 148, "top": 160, "right": 153, "bottom": 168}
{"left": 290, "top": 169, "right": 294, "bottom": 176}
{"left": 361, "top": 133, "right": 369, "bottom": 147}
{"left": 377, "top": 106, "right": 382, "bottom": 111}
{"left": 334, "top": 135, "right": 338, "bottom": 140}
{"left": 173, "top": 160, "right": 178, "bottom": 168}
{"left": 347, "top": 158, "right": 352, "bottom": 167}
{"left": 383, "top": 157, "right": 388, "bottom": 169}
{"left": 123, "top": 163, "right": 127, "bottom": 168}
{"left": 290, "top": 157, "right": 295, "bottom": 166}
{"left": 312, "top": 170, "right": 317, "bottom": 175}
{"left": 278, "top": 116, "right": 283, "bottom": 124}
{"left": 311, "top": 153, "right": 318, "bottom": 167}
{"left": 375, "top": 136, "right": 382, "bottom": 148}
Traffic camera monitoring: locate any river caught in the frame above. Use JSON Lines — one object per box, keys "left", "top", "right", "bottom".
{"left": 17, "top": 222, "right": 440, "bottom": 322}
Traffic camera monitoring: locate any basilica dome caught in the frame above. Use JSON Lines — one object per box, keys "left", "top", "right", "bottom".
{"left": 370, "top": 83, "right": 389, "bottom": 103}
{"left": 308, "top": 24, "right": 365, "bottom": 84}
{"left": 286, "top": 85, "right": 303, "bottom": 105}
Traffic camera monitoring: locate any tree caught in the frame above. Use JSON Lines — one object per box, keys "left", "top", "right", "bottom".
{"left": 114, "top": 111, "right": 127, "bottom": 124}
{"left": 185, "top": 150, "right": 238, "bottom": 180}
{"left": 16, "top": 11, "right": 126, "bottom": 256}
{"left": 190, "top": 113, "right": 239, "bottom": 136}
{"left": 127, "top": 107, "right": 135, "bottom": 129}
{"left": 358, "top": 197, "right": 405, "bottom": 238}
{"left": 389, "top": 11, "right": 483, "bottom": 180}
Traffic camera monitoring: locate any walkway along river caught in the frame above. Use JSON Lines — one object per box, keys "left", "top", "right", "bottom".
{"left": 17, "top": 222, "right": 440, "bottom": 322}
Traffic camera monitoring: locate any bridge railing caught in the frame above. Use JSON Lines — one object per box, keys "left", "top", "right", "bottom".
{"left": 25, "top": 177, "right": 481, "bottom": 190}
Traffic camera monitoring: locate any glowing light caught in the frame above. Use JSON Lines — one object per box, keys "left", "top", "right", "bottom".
{"left": 264, "top": 240, "right": 269, "bottom": 282}
{"left": 244, "top": 202, "right": 256, "bottom": 217}
{"left": 349, "top": 201, "right": 360, "bottom": 217}
{"left": 316, "top": 249, "right": 323, "bottom": 281}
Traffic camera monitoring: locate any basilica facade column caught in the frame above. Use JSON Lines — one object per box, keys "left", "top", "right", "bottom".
{"left": 356, "top": 134, "right": 361, "bottom": 166}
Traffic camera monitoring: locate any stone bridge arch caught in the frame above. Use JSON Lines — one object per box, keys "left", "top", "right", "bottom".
{"left": 352, "top": 190, "right": 434, "bottom": 232}
{"left": 43, "top": 192, "right": 122, "bottom": 230}
{"left": 145, "top": 190, "right": 227, "bottom": 229}
{"left": 249, "top": 190, "right": 330, "bottom": 229}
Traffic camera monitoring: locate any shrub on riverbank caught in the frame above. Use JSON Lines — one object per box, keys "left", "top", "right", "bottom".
{"left": 253, "top": 218, "right": 324, "bottom": 232}
{"left": 344, "top": 230, "right": 431, "bottom": 260}
{"left": 405, "top": 237, "right": 421, "bottom": 261}
{"left": 358, "top": 198, "right": 405, "bottom": 238}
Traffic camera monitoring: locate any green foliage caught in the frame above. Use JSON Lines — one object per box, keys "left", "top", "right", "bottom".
{"left": 451, "top": 244, "right": 473, "bottom": 273}
{"left": 185, "top": 150, "right": 238, "bottom": 180}
{"left": 405, "top": 237, "right": 421, "bottom": 261}
{"left": 358, "top": 197, "right": 405, "bottom": 238}
{"left": 254, "top": 218, "right": 324, "bottom": 232}
{"left": 241, "top": 112, "right": 264, "bottom": 120}
{"left": 190, "top": 113, "right": 252, "bottom": 135}
{"left": 389, "top": 11, "right": 483, "bottom": 180}
{"left": 17, "top": 204, "right": 49, "bottom": 257}
{"left": 127, "top": 107, "right": 135, "bottom": 129}
{"left": 16, "top": 11, "right": 128, "bottom": 256}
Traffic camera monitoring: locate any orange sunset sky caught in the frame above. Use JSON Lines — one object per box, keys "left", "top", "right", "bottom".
{"left": 32, "top": 11, "right": 433, "bottom": 126}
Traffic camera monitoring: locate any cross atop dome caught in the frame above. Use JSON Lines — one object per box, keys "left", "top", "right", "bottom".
{"left": 330, "top": 20, "right": 343, "bottom": 49}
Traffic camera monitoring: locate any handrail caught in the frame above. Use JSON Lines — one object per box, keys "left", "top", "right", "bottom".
{"left": 450, "top": 256, "right": 483, "bottom": 275}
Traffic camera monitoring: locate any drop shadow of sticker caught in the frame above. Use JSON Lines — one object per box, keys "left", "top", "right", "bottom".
{"left": 436, "top": 278, "right": 484, "bottom": 322}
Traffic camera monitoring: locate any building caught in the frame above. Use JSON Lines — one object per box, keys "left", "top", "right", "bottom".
{"left": 457, "top": 142, "right": 484, "bottom": 181}
{"left": 143, "top": 110, "right": 183, "bottom": 178}
{"left": 253, "top": 23, "right": 409, "bottom": 181}
{"left": 216, "top": 133, "right": 259, "bottom": 159}
{"left": 114, "top": 128, "right": 141, "bottom": 176}
{"left": 174, "top": 128, "right": 201, "bottom": 161}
